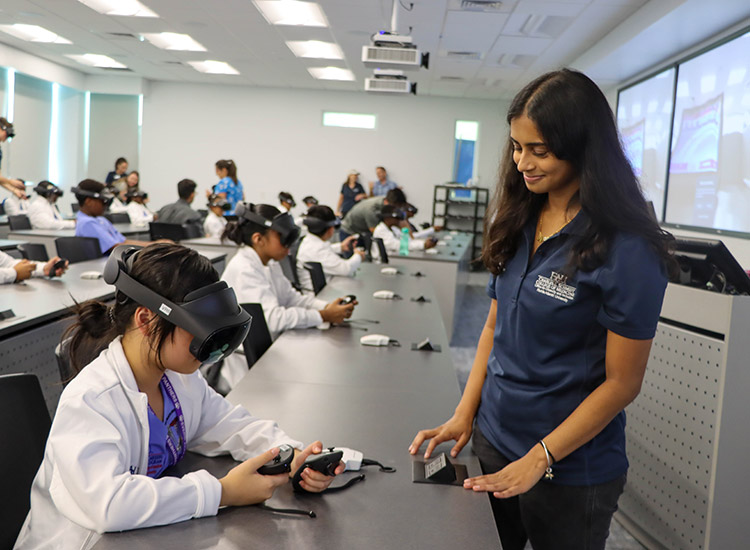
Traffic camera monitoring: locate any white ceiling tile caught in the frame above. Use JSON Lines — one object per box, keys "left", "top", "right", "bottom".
{"left": 440, "top": 10, "right": 509, "bottom": 52}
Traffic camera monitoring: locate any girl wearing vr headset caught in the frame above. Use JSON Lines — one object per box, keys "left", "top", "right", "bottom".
{"left": 372, "top": 204, "right": 437, "bottom": 260}
{"left": 27, "top": 181, "right": 75, "bottom": 230}
{"left": 214, "top": 159, "right": 244, "bottom": 215}
{"left": 15, "top": 243, "right": 342, "bottom": 550}
{"left": 296, "top": 205, "right": 364, "bottom": 293}
{"left": 219, "top": 203, "right": 355, "bottom": 389}
{"left": 125, "top": 188, "right": 155, "bottom": 225}
{"left": 204, "top": 193, "right": 230, "bottom": 238}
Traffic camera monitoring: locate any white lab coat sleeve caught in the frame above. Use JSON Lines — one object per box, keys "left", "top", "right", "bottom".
{"left": 46, "top": 391, "right": 222, "bottom": 533}
{"left": 319, "top": 245, "right": 361, "bottom": 277}
{"left": 408, "top": 238, "right": 427, "bottom": 251}
{"left": 413, "top": 227, "right": 435, "bottom": 239}
{"left": 185, "top": 373, "right": 302, "bottom": 461}
{"left": 28, "top": 200, "right": 75, "bottom": 229}
{"left": 373, "top": 223, "right": 401, "bottom": 254}
{"left": 270, "top": 264, "right": 327, "bottom": 329}
{"left": 0, "top": 250, "right": 18, "bottom": 283}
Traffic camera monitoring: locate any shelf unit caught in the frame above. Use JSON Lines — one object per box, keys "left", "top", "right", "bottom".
{"left": 431, "top": 184, "right": 488, "bottom": 268}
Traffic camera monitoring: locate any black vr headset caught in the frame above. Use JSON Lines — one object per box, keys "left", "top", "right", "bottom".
{"left": 302, "top": 196, "right": 318, "bottom": 207}
{"left": 208, "top": 193, "right": 231, "bottom": 211}
{"left": 303, "top": 215, "right": 341, "bottom": 234}
{"left": 35, "top": 181, "right": 63, "bottom": 199}
{"left": 103, "top": 246, "right": 251, "bottom": 366}
{"left": 382, "top": 208, "right": 407, "bottom": 221}
{"left": 278, "top": 192, "right": 296, "bottom": 208}
{"left": 0, "top": 119, "right": 15, "bottom": 141}
{"left": 235, "top": 202, "right": 300, "bottom": 248}
{"left": 72, "top": 185, "right": 115, "bottom": 207}
{"left": 125, "top": 189, "right": 148, "bottom": 201}
{"left": 405, "top": 203, "right": 418, "bottom": 215}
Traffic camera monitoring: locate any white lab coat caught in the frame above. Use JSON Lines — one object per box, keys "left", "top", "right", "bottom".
{"left": 296, "top": 233, "right": 361, "bottom": 292}
{"left": 203, "top": 210, "right": 227, "bottom": 239}
{"left": 14, "top": 337, "right": 301, "bottom": 550}
{"left": 3, "top": 194, "right": 30, "bottom": 216}
{"left": 219, "top": 246, "right": 327, "bottom": 388}
{"left": 27, "top": 196, "right": 75, "bottom": 229}
{"left": 372, "top": 221, "right": 425, "bottom": 260}
{"left": 0, "top": 250, "right": 45, "bottom": 284}
{"left": 108, "top": 197, "right": 128, "bottom": 214}
{"left": 126, "top": 201, "right": 154, "bottom": 226}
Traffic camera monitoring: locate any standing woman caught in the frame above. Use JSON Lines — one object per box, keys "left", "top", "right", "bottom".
{"left": 214, "top": 159, "right": 244, "bottom": 215}
{"left": 336, "top": 170, "right": 367, "bottom": 218}
{"left": 105, "top": 157, "right": 128, "bottom": 185}
{"left": 409, "top": 69, "right": 674, "bottom": 550}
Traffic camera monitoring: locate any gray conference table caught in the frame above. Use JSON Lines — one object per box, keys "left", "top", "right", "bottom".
{"left": 0, "top": 250, "right": 227, "bottom": 415}
{"left": 93, "top": 263, "right": 499, "bottom": 549}
{"left": 385, "top": 231, "right": 473, "bottom": 338}
{"left": 8, "top": 223, "right": 151, "bottom": 259}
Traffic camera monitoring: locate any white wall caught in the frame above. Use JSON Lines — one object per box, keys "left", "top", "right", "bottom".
{"left": 11, "top": 73, "right": 51, "bottom": 183}
{"left": 87, "top": 94, "right": 139, "bottom": 183}
{"left": 140, "top": 82, "right": 507, "bottom": 221}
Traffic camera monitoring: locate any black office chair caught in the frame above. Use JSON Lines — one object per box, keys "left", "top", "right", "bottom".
{"left": 359, "top": 233, "right": 373, "bottom": 262}
{"left": 104, "top": 212, "right": 131, "bottom": 224}
{"left": 303, "top": 261, "right": 327, "bottom": 295}
{"left": 8, "top": 214, "right": 32, "bottom": 231}
{"left": 149, "top": 222, "right": 188, "bottom": 241}
{"left": 183, "top": 221, "right": 204, "bottom": 239}
{"left": 0, "top": 373, "right": 52, "bottom": 550}
{"left": 240, "top": 303, "right": 273, "bottom": 369}
{"left": 18, "top": 243, "right": 49, "bottom": 262}
{"left": 279, "top": 255, "right": 301, "bottom": 290}
{"left": 372, "top": 237, "right": 389, "bottom": 264}
{"left": 55, "top": 236, "right": 101, "bottom": 263}
{"left": 4, "top": 248, "right": 24, "bottom": 260}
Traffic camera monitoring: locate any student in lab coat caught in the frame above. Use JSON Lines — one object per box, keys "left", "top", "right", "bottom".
{"left": 125, "top": 189, "right": 155, "bottom": 226}
{"left": 219, "top": 203, "right": 355, "bottom": 389}
{"left": 296, "top": 205, "right": 364, "bottom": 293}
{"left": 14, "top": 243, "right": 343, "bottom": 550}
{"left": 2, "top": 189, "right": 30, "bottom": 216}
{"left": 0, "top": 249, "right": 68, "bottom": 284}
{"left": 278, "top": 191, "right": 296, "bottom": 214}
{"left": 27, "top": 181, "right": 75, "bottom": 229}
{"left": 203, "top": 193, "right": 229, "bottom": 239}
{"left": 372, "top": 204, "right": 437, "bottom": 259}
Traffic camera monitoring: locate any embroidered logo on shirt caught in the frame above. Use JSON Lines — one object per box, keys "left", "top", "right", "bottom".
{"left": 534, "top": 271, "right": 577, "bottom": 303}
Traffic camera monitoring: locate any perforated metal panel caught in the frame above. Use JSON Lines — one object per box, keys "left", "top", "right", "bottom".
{"left": 0, "top": 317, "right": 73, "bottom": 417}
{"left": 620, "top": 323, "right": 723, "bottom": 550}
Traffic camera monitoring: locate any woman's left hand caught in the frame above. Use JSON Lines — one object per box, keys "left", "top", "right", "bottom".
{"left": 290, "top": 441, "right": 345, "bottom": 493}
{"left": 463, "top": 444, "right": 548, "bottom": 499}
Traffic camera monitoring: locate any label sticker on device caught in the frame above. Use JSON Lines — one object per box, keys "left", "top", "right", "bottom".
{"left": 159, "top": 304, "right": 172, "bottom": 316}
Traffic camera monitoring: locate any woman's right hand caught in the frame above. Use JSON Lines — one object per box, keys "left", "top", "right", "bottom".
{"left": 218, "top": 447, "right": 289, "bottom": 507}
{"left": 320, "top": 298, "right": 354, "bottom": 324}
{"left": 409, "top": 412, "right": 474, "bottom": 459}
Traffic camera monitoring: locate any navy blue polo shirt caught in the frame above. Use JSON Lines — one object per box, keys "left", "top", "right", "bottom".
{"left": 476, "top": 210, "right": 667, "bottom": 486}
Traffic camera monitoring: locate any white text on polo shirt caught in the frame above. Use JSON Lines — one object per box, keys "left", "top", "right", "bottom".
{"left": 534, "top": 271, "right": 576, "bottom": 303}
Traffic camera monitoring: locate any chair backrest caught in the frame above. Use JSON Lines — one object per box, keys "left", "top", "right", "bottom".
{"left": 359, "top": 232, "right": 373, "bottom": 262}
{"left": 289, "top": 236, "right": 302, "bottom": 262}
{"left": 183, "top": 221, "right": 204, "bottom": 239}
{"left": 149, "top": 222, "right": 187, "bottom": 242}
{"left": 373, "top": 237, "right": 389, "bottom": 264}
{"left": 0, "top": 373, "right": 52, "bottom": 550}
{"left": 241, "top": 303, "right": 273, "bottom": 369}
{"left": 4, "top": 248, "right": 24, "bottom": 260}
{"left": 303, "top": 261, "right": 327, "bottom": 295}
{"left": 104, "top": 212, "right": 131, "bottom": 224}
{"left": 0, "top": 201, "right": 4, "bottom": 215}
{"left": 8, "top": 214, "right": 32, "bottom": 231}
{"left": 55, "top": 236, "right": 101, "bottom": 263}
{"left": 55, "top": 337, "right": 74, "bottom": 386}
{"left": 18, "top": 243, "right": 49, "bottom": 262}
{"left": 279, "top": 255, "right": 301, "bottom": 290}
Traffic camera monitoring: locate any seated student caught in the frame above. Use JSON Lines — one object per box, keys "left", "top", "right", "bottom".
{"left": 14, "top": 243, "right": 342, "bottom": 550}
{"left": 278, "top": 191, "right": 296, "bottom": 214}
{"left": 107, "top": 179, "right": 129, "bottom": 214}
{"left": 0, "top": 249, "right": 68, "bottom": 284}
{"left": 373, "top": 204, "right": 437, "bottom": 259}
{"left": 296, "top": 205, "right": 364, "bottom": 293}
{"left": 219, "top": 203, "right": 355, "bottom": 389}
{"left": 105, "top": 157, "right": 128, "bottom": 185}
{"left": 74, "top": 179, "right": 152, "bottom": 254}
{"left": 28, "top": 181, "right": 75, "bottom": 229}
{"left": 125, "top": 189, "right": 154, "bottom": 226}
{"left": 339, "top": 188, "right": 407, "bottom": 239}
{"left": 403, "top": 203, "right": 439, "bottom": 239}
{"left": 156, "top": 179, "right": 203, "bottom": 225}
{"left": 2, "top": 187, "right": 30, "bottom": 216}
{"left": 204, "top": 193, "right": 229, "bottom": 239}
{"left": 302, "top": 196, "right": 318, "bottom": 210}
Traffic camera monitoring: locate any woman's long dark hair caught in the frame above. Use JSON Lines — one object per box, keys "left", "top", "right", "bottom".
{"left": 63, "top": 243, "right": 219, "bottom": 375}
{"left": 215, "top": 159, "right": 238, "bottom": 185}
{"left": 481, "top": 68, "right": 674, "bottom": 275}
{"left": 221, "top": 203, "right": 280, "bottom": 246}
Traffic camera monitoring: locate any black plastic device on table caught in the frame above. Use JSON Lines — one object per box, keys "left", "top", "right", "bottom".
{"left": 48, "top": 258, "right": 68, "bottom": 278}
{"left": 340, "top": 294, "right": 356, "bottom": 305}
{"left": 671, "top": 238, "right": 750, "bottom": 295}
{"left": 258, "top": 444, "right": 295, "bottom": 475}
{"left": 292, "top": 449, "right": 343, "bottom": 492}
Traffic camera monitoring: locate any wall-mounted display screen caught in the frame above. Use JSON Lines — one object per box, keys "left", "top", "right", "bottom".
{"left": 664, "top": 29, "right": 750, "bottom": 232}
{"left": 617, "top": 67, "right": 675, "bottom": 220}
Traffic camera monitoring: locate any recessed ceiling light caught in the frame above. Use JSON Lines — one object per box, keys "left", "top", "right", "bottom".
{"left": 287, "top": 40, "right": 343, "bottom": 59}
{"left": 142, "top": 32, "right": 206, "bottom": 51}
{"left": 77, "top": 0, "right": 158, "bottom": 17}
{"left": 308, "top": 67, "right": 354, "bottom": 81}
{"left": 0, "top": 24, "right": 72, "bottom": 44}
{"left": 66, "top": 53, "right": 127, "bottom": 69}
{"left": 253, "top": 1, "right": 328, "bottom": 27}
{"left": 188, "top": 60, "right": 239, "bottom": 75}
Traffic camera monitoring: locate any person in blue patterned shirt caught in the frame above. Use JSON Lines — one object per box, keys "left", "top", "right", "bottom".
{"left": 213, "top": 159, "right": 244, "bottom": 215}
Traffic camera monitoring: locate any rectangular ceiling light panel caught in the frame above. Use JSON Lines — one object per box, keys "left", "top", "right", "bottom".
{"left": 188, "top": 60, "right": 240, "bottom": 75}
{"left": 66, "top": 53, "right": 127, "bottom": 68}
{"left": 254, "top": 1, "right": 328, "bottom": 27}
{"left": 308, "top": 67, "right": 354, "bottom": 81}
{"left": 78, "top": 0, "right": 158, "bottom": 17}
{"left": 142, "top": 32, "right": 206, "bottom": 51}
{"left": 287, "top": 40, "right": 343, "bottom": 59}
{"left": 0, "top": 24, "right": 72, "bottom": 44}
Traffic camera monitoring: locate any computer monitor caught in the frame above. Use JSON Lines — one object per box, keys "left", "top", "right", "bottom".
{"left": 671, "top": 238, "right": 750, "bottom": 295}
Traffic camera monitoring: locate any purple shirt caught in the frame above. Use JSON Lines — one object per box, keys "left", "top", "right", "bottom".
{"left": 146, "top": 379, "right": 180, "bottom": 478}
{"left": 75, "top": 211, "right": 125, "bottom": 254}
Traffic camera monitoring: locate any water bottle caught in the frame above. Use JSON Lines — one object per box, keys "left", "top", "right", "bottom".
{"left": 399, "top": 227, "right": 410, "bottom": 256}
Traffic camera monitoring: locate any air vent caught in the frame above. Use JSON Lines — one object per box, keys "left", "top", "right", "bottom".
{"left": 363, "top": 45, "right": 419, "bottom": 64}
{"left": 461, "top": 0, "right": 504, "bottom": 10}
{"left": 445, "top": 51, "right": 482, "bottom": 61}
{"left": 105, "top": 32, "right": 140, "bottom": 40}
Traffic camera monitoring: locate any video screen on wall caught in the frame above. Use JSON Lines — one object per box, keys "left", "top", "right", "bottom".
{"left": 617, "top": 67, "right": 676, "bottom": 219}
{"left": 664, "top": 29, "right": 750, "bottom": 232}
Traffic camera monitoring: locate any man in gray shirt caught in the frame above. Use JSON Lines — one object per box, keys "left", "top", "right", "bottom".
{"left": 156, "top": 179, "right": 203, "bottom": 225}
{"left": 341, "top": 188, "right": 406, "bottom": 236}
